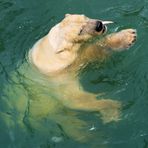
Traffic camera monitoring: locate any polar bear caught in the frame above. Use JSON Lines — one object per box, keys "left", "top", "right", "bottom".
{"left": 0, "top": 14, "right": 137, "bottom": 144}
{"left": 29, "top": 14, "right": 136, "bottom": 124}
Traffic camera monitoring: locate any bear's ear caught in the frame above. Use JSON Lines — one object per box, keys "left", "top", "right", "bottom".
{"left": 65, "top": 14, "right": 71, "bottom": 17}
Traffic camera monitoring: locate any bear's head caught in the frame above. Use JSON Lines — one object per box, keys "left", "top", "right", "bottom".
{"left": 48, "top": 14, "right": 113, "bottom": 54}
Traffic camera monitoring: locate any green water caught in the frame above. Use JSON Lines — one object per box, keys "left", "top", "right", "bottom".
{"left": 0, "top": 0, "right": 148, "bottom": 147}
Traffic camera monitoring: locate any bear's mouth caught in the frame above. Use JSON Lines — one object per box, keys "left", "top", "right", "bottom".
{"left": 95, "top": 20, "right": 113, "bottom": 34}
{"left": 79, "top": 20, "right": 113, "bottom": 36}
{"left": 101, "top": 21, "right": 114, "bottom": 33}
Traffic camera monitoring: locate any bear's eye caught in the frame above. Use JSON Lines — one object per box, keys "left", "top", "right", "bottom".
{"left": 78, "top": 28, "right": 83, "bottom": 35}
{"left": 95, "top": 21, "right": 103, "bottom": 32}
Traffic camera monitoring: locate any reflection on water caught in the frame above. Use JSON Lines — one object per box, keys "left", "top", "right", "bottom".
{"left": 0, "top": 0, "right": 148, "bottom": 147}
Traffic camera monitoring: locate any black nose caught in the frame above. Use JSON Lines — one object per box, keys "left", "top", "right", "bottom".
{"left": 95, "top": 21, "right": 103, "bottom": 32}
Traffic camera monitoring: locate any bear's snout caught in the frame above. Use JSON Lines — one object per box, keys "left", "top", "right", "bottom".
{"left": 95, "top": 21, "right": 106, "bottom": 33}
